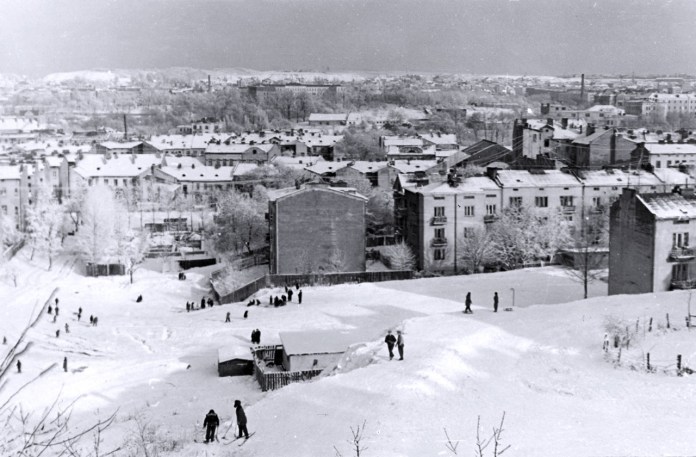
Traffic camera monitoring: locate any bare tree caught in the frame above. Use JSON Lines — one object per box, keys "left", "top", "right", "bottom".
{"left": 457, "top": 227, "right": 496, "bottom": 273}
{"left": 563, "top": 211, "right": 609, "bottom": 299}
{"left": 334, "top": 420, "right": 369, "bottom": 457}
{"left": 383, "top": 242, "right": 415, "bottom": 270}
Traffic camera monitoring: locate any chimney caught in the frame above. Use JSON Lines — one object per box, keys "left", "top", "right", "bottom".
{"left": 546, "top": 118, "right": 553, "bottom": 126}
{"left": 580, "top": 73, "right": 585, "bottom": 100}
{"left": 586, "top": 123, "right": 595, "bottom": 136}
{"left": 208, "top": 75, "right": 211, "bottom": 93}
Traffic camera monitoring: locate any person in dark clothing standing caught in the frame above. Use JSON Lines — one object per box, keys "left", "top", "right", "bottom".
{"left": 16, "top": 359, "right": 21, "bottom": 373}
{"left": 493, "top": 292, "right": 499, "bottom": 313}
{"left": 384, "top": 330, "right": 397, "bottom": 360}
{"left": 225, "top": 312, "right": 231, "bottom": 322}
{"left": 464, "top": 292, "right": 473, "bottom": 314}
{"left": 186, "top": 302, "right": 191, "bottom": 312}
{"left": 243, "top": 310, "right": 248, "bottom": 319}
{"left": 396, "top": 330, "right": 404, "bottom": 360}
{"left": 55, "top": 306, "right": 59, "bottom": 317}
{"left": 298, "top": 290, "right": 303, "bottom": 304}
{"left": 269, "top": 295, "right": 273, "bottom": 305}
{"left": 203, "top": 409, "right": 219, "bottom": 443}
{"left": 255, "top": 329, "right": 261, "bottom": 344}
{"left": 136, "top": 295, "right": 142, "bottom": 303}
{"left": 63, "top": 357, "right": 68, "bottom": 373}
{"left": 201, "top": 297, "right": 206, "bottom": 308}
{"left": 48, "top": 305, "right": 53, "bottom": 315}
{"left": 207, "top": 297, "right": 213, "bottom": 307}
{"left": 234, "top": 400, "right": 249, "bottom": 439}
{"left": 287, "top": 289, "right": 293, "bottom": 302}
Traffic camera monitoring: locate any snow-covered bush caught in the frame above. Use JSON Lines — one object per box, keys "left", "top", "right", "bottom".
{"left": 383, "top": 242, "right": 415, "bottom": 270}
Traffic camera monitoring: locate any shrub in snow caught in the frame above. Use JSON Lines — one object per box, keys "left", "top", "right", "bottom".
{"left": 383, "top": 242, "right": 415, "bottom": 270}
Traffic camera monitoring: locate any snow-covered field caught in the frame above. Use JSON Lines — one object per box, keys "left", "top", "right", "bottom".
{"left": 1, "top": 248, "right": 695, "bottom": 456}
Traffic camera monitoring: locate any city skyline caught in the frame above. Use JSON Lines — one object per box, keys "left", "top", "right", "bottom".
{"left": 1, "top": 0, "right": 695, "bottom": 77}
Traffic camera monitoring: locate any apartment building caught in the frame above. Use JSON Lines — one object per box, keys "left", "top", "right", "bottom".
{"left": 642, "top": 93, "right": 696, "bottom": 119}
{"left": 609, "top": 188, "right": 696, "bottom": 294}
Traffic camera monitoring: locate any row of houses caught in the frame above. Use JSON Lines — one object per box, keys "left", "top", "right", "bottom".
{"left": 396, "top": 166, "right": 695, "bottom": 271}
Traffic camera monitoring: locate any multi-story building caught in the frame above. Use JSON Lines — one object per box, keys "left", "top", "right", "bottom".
{"left": 204, "top": 142, "right": 278, "bottom": 166}
{"left": 267, "top": 184, "right": 367, "bottom": 274}
{"left": 511, "top": 118, "right": 579, "bottom": 162}
{"left": 143, "top": 134, "right": 219, "bottom": 157}
{"left": 642, "top": 93, "right": 696, "bottom": 119}
{"left": 0, "top": 166, "right": 22, "bottom": 230}
{"left": 630, "top": 143, "right": 696, "bottom": 169}
{"left": 608, "top": 188, "right": 696, "bottom": 294}
{"left": 565, "top": 126, "right": 637, "bottom": 168}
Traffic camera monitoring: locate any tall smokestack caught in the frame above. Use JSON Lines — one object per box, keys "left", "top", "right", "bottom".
{"left": 208, "top": 75, "right": 211, "bottom": 93}
{"left": 580, "top": 73, "right": 585, "bottom": 100}
{"left": 123, "top": 114, "right": 128, "bottom": 140}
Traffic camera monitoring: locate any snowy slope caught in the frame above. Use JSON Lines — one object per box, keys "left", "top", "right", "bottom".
{"left": 1, "top": 248, "right": 695, "bottom": 456}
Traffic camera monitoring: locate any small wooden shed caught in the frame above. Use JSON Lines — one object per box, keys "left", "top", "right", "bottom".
{"left": 217, "top": 347, "right": 254, "bottom": 377}
{"left": 278, "top": 330, "right": 366, "bottom": 372}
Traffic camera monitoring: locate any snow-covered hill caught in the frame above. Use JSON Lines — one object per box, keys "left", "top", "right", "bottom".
{"left": 0, "top": 249, "right": 694, "bottom": 456}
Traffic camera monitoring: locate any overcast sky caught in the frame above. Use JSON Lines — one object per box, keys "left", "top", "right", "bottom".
{"left": 0, "top": 0, "right": 694, "bottom": 77}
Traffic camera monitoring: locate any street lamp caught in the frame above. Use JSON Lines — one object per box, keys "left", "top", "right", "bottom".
{"left": 510, "top": 287, "right": 515, "bottom": 308}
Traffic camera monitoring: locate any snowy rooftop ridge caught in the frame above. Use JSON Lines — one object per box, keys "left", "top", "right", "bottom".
{"left": 638, "top": 192, "right": 696, "bottom": 220}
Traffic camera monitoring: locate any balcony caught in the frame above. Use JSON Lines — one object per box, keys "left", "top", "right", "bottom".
{"left": 430, "top": 215, "right": 448, "bottom": 225}
{"left": 561, "top": 206, "right": 576, "bottom": 213}
{"left": 671, "top": 279, "right": 696, "bottom": 290}
{"left": 669, "top": 247, "right": 696, "bottom": 262}
{"left": 431, "top": 237, "right": 448, "bottom": 247}
{"left": 590, "top": 205, "right": 605, "bottom": 214}
{"left": 483, "top": 214, "right": 499, "bottom": 223}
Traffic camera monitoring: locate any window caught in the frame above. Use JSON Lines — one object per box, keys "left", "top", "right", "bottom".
{"left": 434, "top": 206, "right": 445, "bottom": 217}
{"left": 486, "top": 204, "right": 497, "bottom": 215}
{"left": 535, "top": 196, "right": 548, "bottom": 207}
{"left": 434, "top": 228, "right": 445, "bottom": 239}
{"left": 592, "top": 196, "right": 602, "bottom": 207}
{"left": 463, "top": 206, "right": 475, "bottom": 217}
{"left": 509, "top": 196, "right": 523, "bottom": 207}
{"left": 433, "top": 248, "right": 446, "bottom": 260}
{"left": 593, "top": 187, "right": 600, "bottom": 191}
{"left": 434, "top": 196, "right": 445, "bottom": 200}
{"left": 656, "top": 160, "right": 661, "bottom": 168}
{"left": 463, "top": 227, "right": 475, "bottom": 238}
{"left": 543, "top": 139, "right": 550, "bottom": 147}
{"left": 560, "top": 196, "right": 574, "bottom": 207}
{"left": 673, "top": 232, "right": 690, "bottom": 248}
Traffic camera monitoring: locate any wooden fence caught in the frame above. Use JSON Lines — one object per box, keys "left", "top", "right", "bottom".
{"left": 211, "top": 269, "right": 414, "bottom": 304}
{"left": 253, "top": 360, "right": 323, "bottom": 392}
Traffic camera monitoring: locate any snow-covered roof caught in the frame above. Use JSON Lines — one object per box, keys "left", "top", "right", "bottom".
{"left": 268, "top": 184, "right": 368, "bottom": 203}
{"left": 73, "top": 154, "right": 160, "bottom": 178}
{"left": 218, "top": 346, "right": 253, "bottom": 362}
{"left": 642, "top": 143, "right": 696, "bottom": 155}
{"left": 0, "top": 116, "right": 44, "bottom": 133}
{"left": 382, "top": 136, "right": 424, "bottom": 148}
{"left": 44, "top": 156, "right": 65, "bottom": 167}
{"left": 349, "top": 161, "right": 389, "bottom": 174}
{"left": 386, "top": 144, "right": 437, "bottom": 156}
{"left": 147, "top": 134, "right": 218, "bottom": 151}
{"left": 420, "top": 133, "right": 458, "bottom": 145}
{"left": 159, "top": 165, "right": 234, "bottom": 182}
{"left": 205, "top": 143, "right": 276, "bottom": 154}
{"left": 576, "top": 169, "right": 663, "bottom": 187}
{"left": 572, "top": 128, "right": 611, "bottom": 146}
{"left": 232, "top": 163, "right": 259, "bottom": 177}
{"left": 271, "top": 155, "right": 324, "bottom": 169}
{"left": 160, "top": 155, "right": 205, "bottom": 168}
{"left": 305, "top": 161, "right": 350, "bottom": 175}
{"left": 414, "top": 176, "right": 499, "bottom": 195}
{"left": 280, "top": 330, "right": 366, "bottom": 355}
{"left": 303, "top": 135, "right": 343, "bottom": 147}
{"left": 525, "top": 119, "right": 579, "bottom": 140}
{"left": 389, "top": 160, "right": 439, "bottom": 173}
{"left": 496, "top": 170, "right": 580, "bottom": 188}
{"left": 98, "top": 141, "right": 142, "bottom": 150}
{"left": 651, "top": 168, "right": 696, "bottom": 186}
{"left": 638, "top": 193, "right": 696, "bottom": 220}
{"left": 0, "top": 165, "right": 21, "bottom": 180}
{"left": 308, "top": 113, "right": 348, "bottom": 122}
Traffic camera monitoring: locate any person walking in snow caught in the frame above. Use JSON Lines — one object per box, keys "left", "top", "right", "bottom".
{"left": 89, "top": 315, "right": 94, "bottom": 325}
{"left": 48, "top": 305, "right": 53, "bottom": 315}
{"left": 16, "top": 359, "right": 21, "bottom": 373}
{"left": 203, "top": 409, "right": 219, "bottom": 443}
{"left": 269, "top": 295, "right": 273, "bottom": 306}
{"left": 287, "top": 289, "right": 293, "bottom": 302}
{"left": 493, "top": 292, "right": 499, "bottom": 313}
{"left": 464, "top": 292, "right": 473, "bottom": 314}
{"left": 255, "top": 329, "right": 261, "bottom": 344}
{"left": 243, "top": 310, "right": 248, "bottom": 319}
{"left": 55, "top": 297, "right": 59, "bottom": 306}
{"left": 201, "top": 297, "right": 206, "bottom": 308}
{"left": 384, "top": 330, "right": 397, "bottom": 360}
{"left": 55, "top": 306, "right": 59, "bottom": 317}
{"left": 250, "top": 329, "right": 257, "bottom": 344}
{"left": 136, "top": 295, "right": 143, "bottom": 303}
{"left": 93, "top": 316, "right": 98, "bottom": 327}
{"left": 186, "top": 302, "right": 191, "bottom": 312}
{"left": 63, "top": 357, "right": 68, "bottom": 373}
{"left": 53, "top": 314, "right": 58, "bottom": 323}
{"left": 65, "top": 323, "right": 69, "bottom": 333}
{"left": 234, "top": 400, "right": 249, "bottom": 439}
{"left": 2, "top": 336, "right": 6, "bottom": 345}
{"left": 225, "top": 312, "right": 231, "bottom": 323}
{"left": 396, "top": 330, "right": 405, "bottom": 360}
{"left": 207, "top": 297, "right": 214, "bottom": 307}
{"left": 56, "top": 329, "right": 60, "bottom": 338}
{"left": 298, "top": 290, "right": 303, "bottom": 304}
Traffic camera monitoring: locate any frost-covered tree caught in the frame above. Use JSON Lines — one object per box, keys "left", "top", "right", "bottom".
{"left": 383, "top": 242, "right": 416, "bottom": 270}
{"left": 212, "top": 189, "right": 266, "bottom": 257}
{"left": 457, "top": 227, "right": 496, "bottom": 273}
{"left": 75, "top": 185, "right": 117, "bottom": 264}
{"left": 64, "top": 180, "right": 88, "bottom": 233}
{"left": 0, "top": 214, "right": 20, "bottom": 249}
{"left": 25, "top": 185, "right": 65, "bottom": 269}
{"left": 123, "top": 232, "right": 150, "bottom": 284}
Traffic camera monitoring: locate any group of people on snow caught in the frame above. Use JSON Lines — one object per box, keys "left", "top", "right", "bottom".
{"left": 384, "top": 330, "right": 405, "bottom": 360}
{"left": 463, "top": 291, "right": 501, "bottom": 314}
{"left": 186, "top": 296, "right": 215, "bottom": 312}
{"left": 203, "top": 400, "right": 249, "bottom": 443}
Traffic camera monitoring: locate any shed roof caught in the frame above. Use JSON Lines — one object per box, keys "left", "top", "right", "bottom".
{"left": 280, "top": 330, "right": 367, "bottom": 356}
{"left": 218, "top": 346, "right": 253, "bottom": 363}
